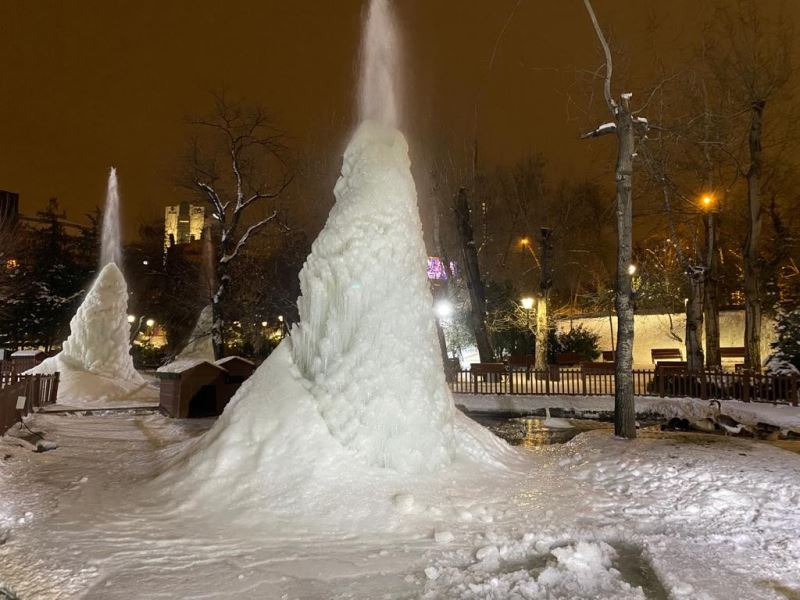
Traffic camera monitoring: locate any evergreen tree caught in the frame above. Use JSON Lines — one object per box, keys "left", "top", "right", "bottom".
{"left": 0, "top": 199, "right": 92, "bottom": 350}
{"left": 766, "top": 307, "right": 800, "bottom": 374}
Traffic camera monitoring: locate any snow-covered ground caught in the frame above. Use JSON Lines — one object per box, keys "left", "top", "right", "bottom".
{"left": 1, "top": 409, "right": 799, "bottom": 599}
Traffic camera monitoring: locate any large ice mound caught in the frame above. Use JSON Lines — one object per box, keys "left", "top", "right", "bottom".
{"left": 28, "top": 263, "right": 151, "bottom": 405}
{"left": 158, "top": 122, "right": 515, "bottom": 520}
{"left": 290, "top": 121, "right": 456, "bottom": 472}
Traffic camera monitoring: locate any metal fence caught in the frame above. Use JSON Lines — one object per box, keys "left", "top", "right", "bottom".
{"left": 0, "top": 373, "right": 60, "bottom": 436}
{"left": 449, "top": 365, "right": 799, "bottom": 406}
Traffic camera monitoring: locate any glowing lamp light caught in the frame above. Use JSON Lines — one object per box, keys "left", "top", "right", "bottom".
{"left": 278, "top": 315, "right": 284, "bottom": 323}
{"left": 145, "top": 318, "right": 155, "bottom": 328}
{"left": 701, "top": 195, "right": 714, "bottom": 209}
{"left": 261, "top": 321, "right": 268, "bottom": 327}
{"left": 434, "top": 300, "right": 453, "bottom": 319}
{"left": 520, "top": 237, "right": 530, "bottom": 247}
{"left": 627, "top": 264, "right": 637, "bottom": 276}
{"left": 127, "top": 315, "right": 136, "bottom": 324}
{"left": 142, "top": 260, "right": 149, "bottom": 266}
{"left": 520, "top": 296, "right": 535, "bottom": 310}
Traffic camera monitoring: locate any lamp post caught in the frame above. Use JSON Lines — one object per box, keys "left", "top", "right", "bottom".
{"left": 701, "top": 193, "right": 721, "bottom": 367}
{"left": 520, "top": 296, "right": 534, "bottom": 356}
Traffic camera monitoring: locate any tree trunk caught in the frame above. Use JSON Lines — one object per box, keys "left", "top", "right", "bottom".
{"left": 744, "top": 100, "right": 765, "bottom": 371}
{"left": 534, "top": 295, "right": 549, "bottom": 371}
{"left": 210, "top": 281, "right": 226, "bottom": 360}
{"left": 704, "top": 211, "right": 721, "bottom": 367}
{"left": 535, "top": 228, "right": 554, "bottom": 371}
{"left": 614, "top": 96, "right": 636, "bottom": 439}
{"left": 455, "top": 187, "right": 494, "bottom": 362}
{"left": 685, "top": 268, "right": 705, "bottom": 371}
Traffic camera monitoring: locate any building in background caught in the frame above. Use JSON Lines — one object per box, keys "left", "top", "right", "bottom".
{"left": 164, "top": 202, "right": 205, "bottom": 250}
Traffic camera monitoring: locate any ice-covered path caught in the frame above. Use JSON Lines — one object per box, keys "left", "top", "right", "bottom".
{"left": 1, "top": 412, "right": 800, "bottom": 599}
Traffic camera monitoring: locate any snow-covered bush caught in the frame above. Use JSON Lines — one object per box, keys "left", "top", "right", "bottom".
{"left": 765, "top": 307, "right": 800, "bottom": 375}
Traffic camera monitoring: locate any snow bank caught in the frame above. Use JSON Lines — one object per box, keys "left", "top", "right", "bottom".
{"left": 455, "top": 393, "right": 800, "bottom": 433}
{"left": 28, "top": 263, "right": 151, "bottom": 406}
{"left": 425, "top": 540, "right": 646, "bottom": 599}
{"left": 158, "top": 122, "right": 514, "bottom": 524}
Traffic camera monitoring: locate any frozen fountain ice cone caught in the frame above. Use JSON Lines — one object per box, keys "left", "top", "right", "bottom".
{"left": 30, "top": 262, "right": 141, "bottom": 384}
{"left": 291, "top": 121, "right": 455, "bottom": 472}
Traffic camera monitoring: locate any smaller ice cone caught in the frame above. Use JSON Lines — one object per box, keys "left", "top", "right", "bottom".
{"left": 57, "top": 262, "right": 141, "bottom": 382}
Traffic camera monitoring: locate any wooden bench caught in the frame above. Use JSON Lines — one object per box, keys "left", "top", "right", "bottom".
{"left": 651, "top": 348, "right": 683, "bottom": 363}
{"left": 505, "top": 355, "right": 534, "bottom": 369}
{"left": 601, "top": 350, "right": 616, "bottom": 362}
{"left": 719, "top": 347, "right": 746, "bottom": 360}
{"left": 655, "top": 360, "right": 687, "bottom": 371}
{"left": 582, "top": 361, "right": 615, "bottom": 375}
{"left": 470, "top": 362, "right": 510, "bottom": 392}
{"left": 471, "top": 362, "right": 508, "bottom": 376}
{"left": 556, "top": 352, "right": 582, "bottom": 366}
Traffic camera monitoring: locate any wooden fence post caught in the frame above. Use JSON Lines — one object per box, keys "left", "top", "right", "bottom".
{"left": 658, "top": 367, "right": 665, "bottom": 398}
{"left": 742, "top": 370, "right": 751, "bottom": 403}
{"left": 700, "top": 369, "right": 707, "bottom": 401}
{"left": 472, "top": 372, "right": 478, "bottom": 395}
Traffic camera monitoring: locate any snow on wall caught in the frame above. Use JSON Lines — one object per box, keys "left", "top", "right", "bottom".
{"left": 555, "top": 311, "right": 776, "bottom": 367}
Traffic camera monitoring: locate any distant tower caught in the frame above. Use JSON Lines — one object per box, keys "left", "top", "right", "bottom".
{"left": 164, "top": 202, "right": 205, "bottom": 250}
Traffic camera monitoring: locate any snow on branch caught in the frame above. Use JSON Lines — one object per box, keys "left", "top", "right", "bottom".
{"left": 219, "top": 211, "right": 279, "bottom": 264}
{"left": 581, "top": 122, "right": 616, "bottom": 139}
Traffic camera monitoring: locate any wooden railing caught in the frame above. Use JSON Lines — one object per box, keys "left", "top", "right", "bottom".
{"left": 0, "top": 373, "right": 60, "bottom": 436}
{"left": 449, "top": 364, "right": 799, "bottom": 406}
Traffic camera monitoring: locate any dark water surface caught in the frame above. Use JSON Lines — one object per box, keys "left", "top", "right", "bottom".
{"left": 466, "top": 412, "right": 611, "bottom": 448}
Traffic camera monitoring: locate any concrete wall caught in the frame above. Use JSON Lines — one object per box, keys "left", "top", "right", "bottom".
{"left": 555, "top": 310, "right": 776, "bottom": 368}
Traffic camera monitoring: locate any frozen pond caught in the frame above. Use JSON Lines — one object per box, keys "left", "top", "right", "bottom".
{"left": 466, "top": 412, "right": 609, "bottom": 447}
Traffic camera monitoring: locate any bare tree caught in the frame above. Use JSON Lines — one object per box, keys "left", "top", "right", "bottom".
{"left": 581, "top": 0, "right": 649, "bottom": 439}
{"left": 184, "top": 92, "right": 292, "bottom": 358}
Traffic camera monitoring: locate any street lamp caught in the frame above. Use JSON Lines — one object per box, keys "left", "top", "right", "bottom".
{"left": 127, "top": 315, "right": 136, "bottom": 324}
{"left": 145, "top": 318, "right": 155, "bottom": 328}
{"left": 701, "top": 194, "right": 715, "bottom": 210}
{"left": 627, "top": 264, "right": 637, "bottom": 276}
{"left": 521, "top": 296, "right": 535, "bottom": 356}
{"left": 434, "top": 300, "right": 453, "bottom": 319}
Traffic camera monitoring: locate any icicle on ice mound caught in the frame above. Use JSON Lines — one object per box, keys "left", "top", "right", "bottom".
{"left": 290, "top": 121, "right": 455, "bottom": 472}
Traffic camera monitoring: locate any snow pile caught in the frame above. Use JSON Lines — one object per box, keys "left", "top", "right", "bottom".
{"left": 174, "top": 305, "right": 215, "bottom": 362}
{"left": 28, "top": 263, "right": 155, "bottom": 406}
{"left": 158, "top": 122, "right": 514, "bottom": 523}
{"left": 424, "top": 541, "right": 645, "bottom": 599}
